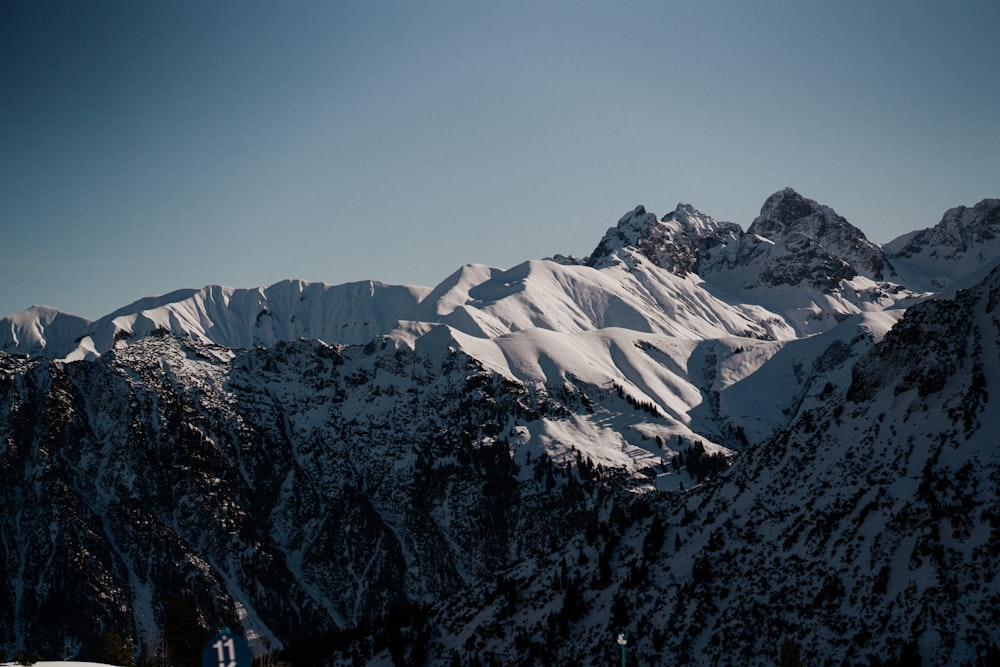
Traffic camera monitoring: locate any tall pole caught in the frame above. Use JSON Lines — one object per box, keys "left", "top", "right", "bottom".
{"left": 616, "top": 631, "right": 628, "bottom": 667}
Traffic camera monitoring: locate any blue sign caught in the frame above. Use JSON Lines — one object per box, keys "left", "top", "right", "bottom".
{"left": 202, "top": 628, "right": 252, "bottom": 667}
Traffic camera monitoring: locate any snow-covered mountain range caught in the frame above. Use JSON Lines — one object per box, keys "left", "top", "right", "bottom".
{"left": 414, "top": 259, "right": 1000, "bottom": 666}
{"left": 2, "top": 189, "right": 999, "bottom": 665}
{"left": 4, "top": 188, "right": 969, "bottom": 359}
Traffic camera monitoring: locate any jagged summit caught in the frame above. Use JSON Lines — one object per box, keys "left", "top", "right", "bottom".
{"left": 885, "top": 197, "right": 1000, "bottom": 291}
{"left": 587, "top": 189, "right": 894, "bottom": 290}
{"left": 751, "top": 187, "right": 829, "bottom": 234}
{"left": 747, "top": 187, "right": 892, "bottom": 282}
{"left": 585, "top": 204, "right": 660, "bottom": 268}
{"left": 887, "top": 197, "right": 1000, "bottom": 255}
{"left": 587, "top": 202, "right": 741, "bottom": 275}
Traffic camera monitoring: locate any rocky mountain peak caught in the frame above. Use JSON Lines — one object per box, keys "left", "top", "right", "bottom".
{"left": 668, "top": 202, "right": 709, "bottom": 225}
{"left": 754, "top": 187, "right": 820, "bottom": 229}
{"left": 612, "top": 204, "right": 661, "bottom": 242}
{"left": 747, "top": 188, "right": 892, "bottom": 282}
{"left": 883, "top": 198, "right": 1000, "bottom": 291}
{"left": 934, "top": 198, "right": 1000, "bottom": 243}
{"left": 585, "top": 204, "right": 667, "bottom": 269}
{"left": 663, "top": 202, "right": 739, "bottom": 236}
{"left": 886, "top": 198, "right": 1000, "bottom": 258}
{"left": 587, "top": 202, "right": 741, "bottom": 275}
{"left": 751, "top": 188, "right": 857, "bottom": 243}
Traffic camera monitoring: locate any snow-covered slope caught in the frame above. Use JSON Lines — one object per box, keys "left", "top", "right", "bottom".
{"left": 0, "top": 305, "right": 91, "bottom": 357}
{"left": 712, "top": 308, "right": 905, "bottom": 444}
{"left": 67, "top": 279, "right": 433, "bottom": 361}
{"left": 373, "top": 263, "right": 1000, "bottom": 667}
{"left": 2, "top": 254, "right": 798, "bottom": 364}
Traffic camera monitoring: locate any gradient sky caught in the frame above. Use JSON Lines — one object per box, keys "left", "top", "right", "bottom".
{"left": 2, "top": 1, "right": 998, "bottom": 320}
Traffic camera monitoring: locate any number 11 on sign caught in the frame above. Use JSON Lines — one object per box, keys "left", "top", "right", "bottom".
{"left": 202, "top": 628, "right": 251, "bottom": 667}
{"left": 213, "top": 636, "right": 237, "bottom": 667}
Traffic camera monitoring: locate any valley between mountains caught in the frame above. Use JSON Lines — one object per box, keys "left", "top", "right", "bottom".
{"left": 2, "top": 189, "right": 999, "bottom": 666}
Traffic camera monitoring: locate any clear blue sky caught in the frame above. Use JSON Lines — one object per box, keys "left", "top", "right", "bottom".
{"left": 2, "top": 1, "right": 998, "bottom": 320}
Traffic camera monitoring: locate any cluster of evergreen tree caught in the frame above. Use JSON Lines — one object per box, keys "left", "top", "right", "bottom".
{"left": 612, "top": 382, "right": 660, "bottom": 417}
{"left": 2, "top": 594, "right": 212, "bottom": 667}
{"left": 275, "top": 598, "right": 433, "bottom": 667}
{"left": 0, "top": 650, "right": 45, "bottom": 666}
{"left": 670, "top": 438, "right": 731, "bottom": 482}
{"left": 460, "top": 437, "right": 519, "bottom": 497}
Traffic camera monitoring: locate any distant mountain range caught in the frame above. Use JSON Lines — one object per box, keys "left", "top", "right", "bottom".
{"left": 5, "top": 189, "right": 998, "bottom": 361}
{"left": 2, "top": 189, "right": 999, "bottom": 666}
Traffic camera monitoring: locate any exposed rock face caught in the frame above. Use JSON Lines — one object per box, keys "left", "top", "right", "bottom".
{"left": 0, "top": 334, "right": 635, "bottom": 659}
{"left": 588, "top": 203, "right": 742, "bottom": 276}
{"left": 885, "top": 197, "right": 1000, "bottom": 290}
{"left": 589, "top": 189, "right": 894, "bottom": 291}
{"left": 746, "top": 187, "right": 893, "bottom": 285}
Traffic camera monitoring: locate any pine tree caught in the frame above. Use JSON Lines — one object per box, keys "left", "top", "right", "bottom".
{"left": 14, "top": 650, "right": 43, "bottom": 666}
{"left": 102, "top": 627, "right": 136, "bottom": 667}
{"left": 561, "top": 576, "right": 585, "bottom": 622}
{"left": 779, "top": 637, "right": 804, "bottom": 667}
{"left": 978, "top": 641, "right": 1000, "bottom": 667}
{"left": 162, "top": 595, "right": 210, "bottom": 667}
{"left": 642, "top": 514, "right": 665, "bottom": 557}
{"left": 893, "top": 641, "right": 921, "bottom": 667}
